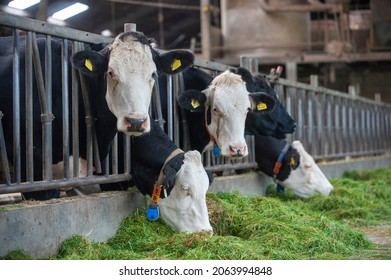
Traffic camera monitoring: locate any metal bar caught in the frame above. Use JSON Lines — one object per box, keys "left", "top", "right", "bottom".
{"left": 166, "top": 75, "right": 173, "bottom": 140}
{"left": 124, "top": 134, "right": 131, "bottom": 174}
{"left": 0, "top": 112, "right": 11, "bottom": 184}
{"left": 0, "top": 174, "right": 132, "bottom": 195}
{"left": 152, "top": 73, "right": 165, "bottom": 130}
{"left": 44, "top": 35, "right": 53, "bottom": 181}
{"left": 112, "top": 133, "right": 118, "bottom": 175}
{"left": 0, "top": 12, "right": 112, "bottom": 45}
{"left": 25, "top": 32, "right": 34, "bottom": 182}
{"left": 72, "top": 41, "right": 80, "bottom": 178}
{"left": 62, "top": 39, "right": 70, "bottom": 179}
{"left": 12, "top": 29, "right": 21, "bottom": 184}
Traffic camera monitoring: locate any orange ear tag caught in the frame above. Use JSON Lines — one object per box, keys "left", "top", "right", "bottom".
{"left": 257, "top": 102, "right": 267, "bottom": 111}
{"left": 85, "top": 59, "right": 93, "bottom": 71}
{"left": 151, "top": 185, "right": 162, "bottom": 204}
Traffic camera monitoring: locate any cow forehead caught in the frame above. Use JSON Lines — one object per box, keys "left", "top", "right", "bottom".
{"left": 177, "top": 161, "right": 209, "bottom": 192}
{"left": 109, "top": 36, "right": 156, "bottom": 74}
{"left": 213, "top": 84, "right": 251, "bottom": 110}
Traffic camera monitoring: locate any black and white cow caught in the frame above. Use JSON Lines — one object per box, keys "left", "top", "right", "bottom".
{"left": 0, "top": 31, "right": 194, "bottom": 200}
{"left": 176, "top": 68, "right": 277, "bottom": 158}
{"left": 254, "top": 133, "right": 333, "bottom": 198}
{"left": 128, "top": 120, "right": 213, "bottom": 233}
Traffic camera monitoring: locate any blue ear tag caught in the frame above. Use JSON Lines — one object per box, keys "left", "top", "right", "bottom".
{"left": 276, "top": 184, "right": 285, "bottom": 192}
{"left": 146, "top": 204, "right": 159, "bottom": 221}
{"left": 213, "top": 145, "right": 221, "bottom": 157}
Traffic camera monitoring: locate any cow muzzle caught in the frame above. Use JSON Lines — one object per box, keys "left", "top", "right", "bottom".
{"left": 228, "top": 144, "right": 247, "bottom": 158}
{"left": 121, "top": 116, "right": 150, "bottom": 135}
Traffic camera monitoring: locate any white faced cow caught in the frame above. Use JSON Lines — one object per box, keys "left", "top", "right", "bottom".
{"left": 178, "top": 70, "right": 276, "bottom": 158}
{"left": 157, "top": 151, "right": 212, "bottom": 233}
{"left": 129, "top": 120, "right": 213, "bottom": 233}
{"left": 72, "top": 31, "right": 194, "bottom": 136}
{"left": 254, "top": 134, "right": 333, "bottom": 198}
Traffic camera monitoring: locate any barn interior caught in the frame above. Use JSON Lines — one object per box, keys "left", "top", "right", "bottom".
{"left": 1, "top": 0, "right": 390, "bottom": 102}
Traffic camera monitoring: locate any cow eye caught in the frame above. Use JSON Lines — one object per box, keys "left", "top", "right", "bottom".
{"left": 247, "top": 107, "right": 252, "bottom": 113}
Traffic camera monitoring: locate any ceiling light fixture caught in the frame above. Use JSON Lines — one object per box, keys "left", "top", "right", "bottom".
{"left": 8, "top": 0, "right": 41, "bottom": 10}
{"left": 52, "top": 2, "right": 89, "bottom": 21}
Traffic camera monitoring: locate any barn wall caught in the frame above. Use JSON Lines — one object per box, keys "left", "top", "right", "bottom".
{"left": 1, "top": 153, "right": 390, "bottom": 259}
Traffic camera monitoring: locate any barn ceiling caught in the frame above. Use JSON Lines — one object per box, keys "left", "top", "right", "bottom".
{"left": 0, "top": 0, "right": 202, "bottom": 50}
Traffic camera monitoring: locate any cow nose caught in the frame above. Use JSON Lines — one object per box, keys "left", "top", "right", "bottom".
{"left": 229, "top": 145, "right": 246, "bottom": 157}
{"left": 126, "top": 117, "right": 147, "bottom": 132}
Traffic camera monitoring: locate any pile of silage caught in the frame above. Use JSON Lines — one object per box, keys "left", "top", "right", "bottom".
{"left": 50, "top": 191, "right": 370, "bottom": 260}
{"left": 266, "top": 168, "right": 391, "bottom": 226}
{"left": 6, "top": 168, "right": 390, "bottom": 260}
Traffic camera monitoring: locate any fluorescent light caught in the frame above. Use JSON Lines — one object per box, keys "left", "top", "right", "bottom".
{"left": 52, "top": 2, "right": 89, "bottom": 20}
{"left": 8, "top": 0, "right": 40, "bottom": 10}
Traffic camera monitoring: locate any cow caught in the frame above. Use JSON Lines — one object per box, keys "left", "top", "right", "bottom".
{"left": 128, "top": 120, "right": 213, "bottom": 233}
{"left": 0, "top": 31, "right": 194, "bottom": 200}
{"left": 176, "top": 68, "right": 277, "bottom": 158}
{"left": 156, "top": 66, "right": 295, "bottom": 158}
{"left": 254, "top": 133, "right": 333, "bottom": 198}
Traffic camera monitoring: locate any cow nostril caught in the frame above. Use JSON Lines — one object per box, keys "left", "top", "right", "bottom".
{"left": 126, "top": 117, "right": 147, "bottom": 132}
{"left": 229, "top": 145, "right": 246, "bottom": 155}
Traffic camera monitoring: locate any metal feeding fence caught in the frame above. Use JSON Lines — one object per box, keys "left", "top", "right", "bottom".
{"left": 1, "top": 12, "right": 390, "bottom": 196}
{"left": 0, "top": 13, "right": 130, "bottom": 195}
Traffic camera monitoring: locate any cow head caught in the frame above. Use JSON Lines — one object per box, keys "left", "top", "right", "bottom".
{"left": 72, "top": 31, "right": 194, "bottom": 136}
{"left": 281, "top": 141, "right": 333, "bottom": 198}
{"left": 235, "top": 67, "right": 296, "bottom": 139}
{"left": 178, "top": 70, "right": 276, "bottom": 158}
{"left": 157, "top": 151, "right": 213, "bottom": 233}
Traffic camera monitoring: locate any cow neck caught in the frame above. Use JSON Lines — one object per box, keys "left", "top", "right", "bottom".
{"left": 153, "top": 148, "right": 184, "bottom": 198}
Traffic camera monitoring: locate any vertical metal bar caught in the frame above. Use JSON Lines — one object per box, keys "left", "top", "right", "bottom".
{"left": 152, "top": 74, "right": 164, "bottom": 130}
{"left": 112, "top": 133, "right": 118, "bottom": 174}
{"left": 166, "top": 74, "right": 173, "bottom": 140}
{"left": 124, "top": 134, "right": 131, "bottom": 174}
{"left": 341, "top": 97, "right": 347, "bottom": 157}
{"left": 13, "top": 29, "right": 21, "bottom": 184}
{"left": 62, "top": 39, "right": 70, "bottom": 179}
{"left": 173, "top": 74, "right": 180, "bottom": 146}
{"left": 71, "top": 41, "right": 80, "bottom": 178}
{"left": 25, "top": 32, "right": 34, "bottom": 182}
{"left": 0, "top": 112, "right": 11, "bottom": 184}
{"left": 316, "top": 92, "right": 323, "bottom": 158}
{"left": 307, "top": 90, "right": 314, "bottom": 154}
{"left": 44, "top": 35, "right": 53, "bottom": 181}
{"left": 297, "top": 89, "right": 304, "bottom": 144}
{"left": 79, "top": 72, "right": 93, "bottom": 176}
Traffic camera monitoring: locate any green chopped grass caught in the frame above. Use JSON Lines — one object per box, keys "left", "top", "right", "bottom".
{"left": 5, "top": 168, "right": 390, "bottom": 260}
{"left": 48, "top": 191, "right": 371, "bottom": 260}
{"left": 267, "top": 168, "right": 391, "bottom": 226}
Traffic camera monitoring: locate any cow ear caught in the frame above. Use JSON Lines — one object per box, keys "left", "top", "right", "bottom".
{"left": 72, "top": 49, "right": 109, "bottom": 77}
{"left": 155, "top": 50, "right": 195, "bottom": 74}
{"left": 162, "top": 165, "right": 177, "bottom": 190}
{"left": 177, "top": 90, "right": 207, "bottom": 112}
{"left": 249, "top": 92, "right": 276, "bottom": 113}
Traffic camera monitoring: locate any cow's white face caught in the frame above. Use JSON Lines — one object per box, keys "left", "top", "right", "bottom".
{"left": 72, "top": 31, "right": 195, "bottom": 137}
{"left": 106, "top": 35, "right": 156, "bottom": 136}
{"left": 158, "top": 151, "right": 213, "bottom": 233}
{"left": 204, "top": 71, "right": 252, "bottom": 158}
{"left": 280, "top": 141, "right": 333, "bottom": 198}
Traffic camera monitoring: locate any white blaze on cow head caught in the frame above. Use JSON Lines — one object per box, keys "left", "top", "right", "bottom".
{"left": 157, "top": 151, "right": 213, "bottom": 233}
{"left": 72, "top": 31, "right": 194, "bottom": 136}
{"left": 281, "top": 141, "right": 334, "bottom": 198}
{"left": 178, "top": 70, "right": 276, "bottom": 158}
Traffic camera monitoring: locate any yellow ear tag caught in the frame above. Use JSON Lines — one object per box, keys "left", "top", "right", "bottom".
{"left": 85, "top": 59, "right": 93, "bottom": 71}
{"left": 289, "top": 157, "right": 297, "bottom": 167}
{"left": 257, "top": 102, "right": 267, "bottom": 111}
{"left": 191, "top": 98, "right": 200, "bottom": 109}
{"left": 171, "top": 59, "right": 182, "bottom": 71}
